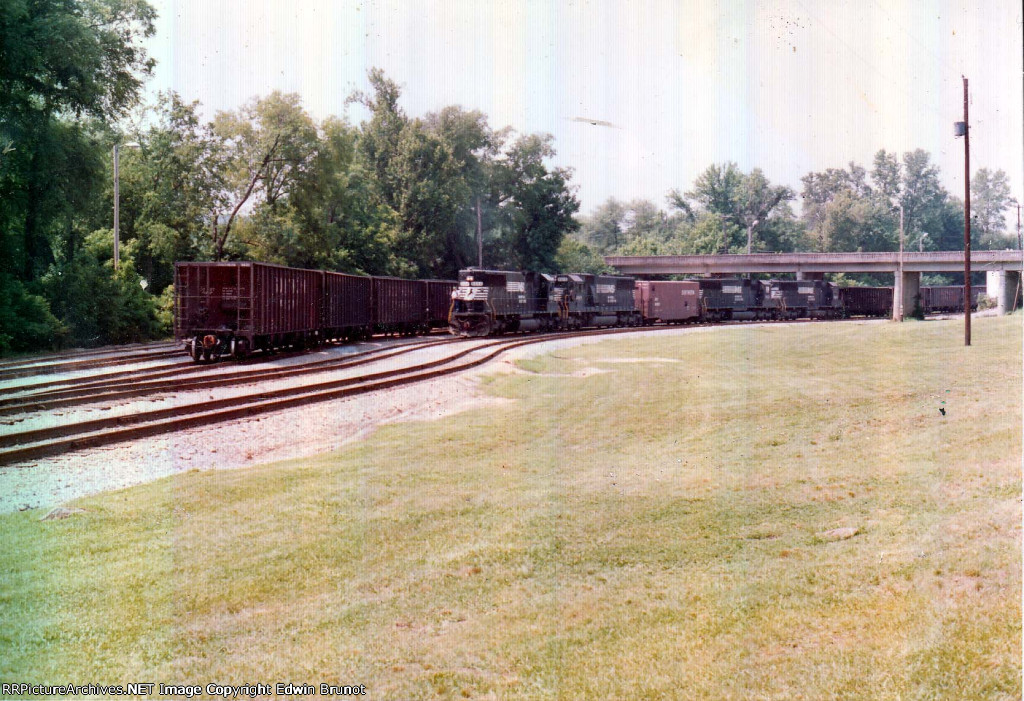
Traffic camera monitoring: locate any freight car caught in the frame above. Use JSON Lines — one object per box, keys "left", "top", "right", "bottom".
{"left": 425, "top": 280, "right": 458, "bottom": 328}
{"left": 920, "top": 285, "right": 985, "bottom": 314}
{"left": 322, "top": 271, "right": 372, "bottom": 342}
{"left": 372, "top": 276, "right": 427, "bottom": 335}
{"left": 837, "top": 286, "right": 893, "bottom": 318}
{"left": 633, "top": 280, "right": 701, "bottom": 324}
{"left": 175, "top": 262, "right": 323, "bottom": 361}
{"left": 175, "top": 261, "right": 457, "bottom": 361}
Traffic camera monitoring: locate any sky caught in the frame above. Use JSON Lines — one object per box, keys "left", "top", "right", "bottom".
{"left": 143, "top": 0, "right": 1024, "bottom": 217}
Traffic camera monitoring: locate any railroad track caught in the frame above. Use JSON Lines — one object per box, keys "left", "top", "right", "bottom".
{"left": 0, "top": 341, "right": 177, "bottom": 370}
{"left": 0, "top": 324, "right": 682, "bottom": 466}
{"left": 0, "top": 334, "right": 451, "bottom": 397}
{"left": 0, "top": 318, "right": 879, "bottom": 467}
{"left": 0, "top": 347, "right": 183, "bottom": 381}
{"left": 0, "top": 336, "right": 457, "bottom": 416}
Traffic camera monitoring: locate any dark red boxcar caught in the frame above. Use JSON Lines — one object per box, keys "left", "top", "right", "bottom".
{"left": 634, "top": 280, "right": 700, "bottom": 323}
{"left": 322, "top": 271, "right": 372, "bottom": 341}
{"left": 425, "top": 279, "right": 457, "bottom": 328}
{"left": 175, "top": 262, "right": 322, "bottom": 358}
{"left": 372, "top": 276, "right": 427, "bottom": 333}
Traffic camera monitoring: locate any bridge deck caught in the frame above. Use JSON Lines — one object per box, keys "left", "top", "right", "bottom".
{"left": 605, "top": 251, "right": 1024, "bottom": 274}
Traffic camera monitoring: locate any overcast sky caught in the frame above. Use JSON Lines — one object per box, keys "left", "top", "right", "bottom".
{"left": 144, "top": 0, "right": 1023, "bottom": 216}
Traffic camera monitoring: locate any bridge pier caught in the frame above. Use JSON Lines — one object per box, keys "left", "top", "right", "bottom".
{"left": 893, "top": 271, "right": 920, "bottom": 321}
{"left": 986, "top": 270, "right": 1022, "bottom": 314}
{"left": 795, "top": 272, "right": 824, "bottom": 281}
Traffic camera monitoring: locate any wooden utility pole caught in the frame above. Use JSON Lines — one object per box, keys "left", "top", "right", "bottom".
{"left": 476, "top": 198, "right": 483, "bottom": 268}
{"left": 113, "top": 145, "right": 120, "bottom": 270}
{"left": 962, "top": 76, "right": 971, "bottom": 347}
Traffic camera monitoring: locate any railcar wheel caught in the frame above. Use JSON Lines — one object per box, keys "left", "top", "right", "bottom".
{"left": 230, "top": 337, "right": 247, "bottom": 359}
{"left": 189, "top": 337, "right": 202, "bottom": 363}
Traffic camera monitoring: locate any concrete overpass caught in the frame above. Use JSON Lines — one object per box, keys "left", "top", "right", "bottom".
{"left": 604, "top": 251, "right": 1024, "bottom": 318}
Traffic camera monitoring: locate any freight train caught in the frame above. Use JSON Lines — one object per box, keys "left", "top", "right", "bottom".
{"left": 174, "top": 261, "right": 984, "bottom": 359}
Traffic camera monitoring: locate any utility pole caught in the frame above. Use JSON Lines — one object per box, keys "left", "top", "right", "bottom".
{"left": 955, "top": 76, "right": 971, "bottom": 346}
{"left": 1017, "top": 204, "right": 1021, "bottom": 252}
{"left": 1017, "top": 204, "right": 1022, "bottom": 312}
{"left": 898, "top": 204, "right": 905, "bottom": 321}
{"left": 476, "top": 198, "right": 483, "bottom": 268}
{"left": 112, "top": 142, "right": 140, "bottom": 271}
{"left": 113, "top": 144, "right": 121, "bottom": 270}
{"left": 746, "top": 218, "right": 759, "bottom": 256}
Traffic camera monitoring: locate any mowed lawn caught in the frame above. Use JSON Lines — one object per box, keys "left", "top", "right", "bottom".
{"left": 1, "top": 316, "right": 1020, "bottom": 699}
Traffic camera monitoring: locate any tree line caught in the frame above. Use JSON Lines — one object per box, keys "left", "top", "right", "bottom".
{"left": 572, "top": 154, "right": 1017, "bottom": 270}
{"left": 0, "top": 0, "right": 1018, "bottom": 353}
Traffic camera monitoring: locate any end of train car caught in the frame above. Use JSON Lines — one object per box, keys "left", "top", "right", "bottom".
{"left": 174, "top": 262, "right": 322, "bottom": 361}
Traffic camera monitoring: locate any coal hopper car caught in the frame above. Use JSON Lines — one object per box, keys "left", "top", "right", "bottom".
{"left": 425, "top": 279, "right": 458, "bottom": 328}
{"left": 174, "top": 261, "right": 322, "bottom": 361}
{"left": 837, "top": 286, "right": 893, "bottom": 318}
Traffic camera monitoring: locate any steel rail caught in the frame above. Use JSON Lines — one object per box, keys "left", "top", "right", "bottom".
{"left": 0, "top": 337, "right": 458, "bottom": 415}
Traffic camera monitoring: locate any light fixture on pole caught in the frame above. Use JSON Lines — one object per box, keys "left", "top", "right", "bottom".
{"left": 113, "top": 142, "right": 140, "bottom": 271}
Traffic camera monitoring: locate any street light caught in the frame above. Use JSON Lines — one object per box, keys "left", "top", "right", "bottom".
{"left": 113, "top": 141, "right": 140, "bottom": 271}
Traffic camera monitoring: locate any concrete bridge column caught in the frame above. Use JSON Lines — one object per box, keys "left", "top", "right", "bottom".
{"left": 893, "top": 271, "right": 920, "bottom": 321}
{"left": 986, "top": 270, "right": 1022, "bottom": 315}
{"left": 795, "top": 272, "right": 824, "bottom": 281}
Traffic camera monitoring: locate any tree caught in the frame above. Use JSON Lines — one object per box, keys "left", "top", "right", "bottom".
{"left": 0, "top": 0, "right": 155, "bottom": 121}
{"left": 800, "top": 163, "right": 894, "bottom": 252}
{"left": 0, "top": 0, "right": 157, "bottom": 351}
{"left": 489, "top": 133, "right": 580, "bottom": 272}
{"left": 971, "top": 168, "right": 1017, "bottom": 249}
{"left": 209, "top": 92, "right": 319, "bottom": 260}
{"left": 578, "top": 198, "right": 627, "bottom": 252}
{"left": 870, "top": 149, "right": 951, "bottom": 251}
{"left": 1, "top": 0, "right": 156, "bottom": 276}
{"left": 737, "top": 168, "right": 796, "bottom": 253}
{"left": 671, "top": 163, "right": 797, "bottom": 253}
{"left": 115, "top": 92, "right": 225, "bottom": 290}
{"left": 554, "top": 237, "right": 612, "bottom": 274}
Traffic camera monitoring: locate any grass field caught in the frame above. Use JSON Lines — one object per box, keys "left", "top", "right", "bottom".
{"left": 1, "top": 316, "right": 1020, "bottom": 699}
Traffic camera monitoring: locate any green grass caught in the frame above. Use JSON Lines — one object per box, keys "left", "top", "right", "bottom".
{"left": 2, "top": 316, "right": 1021, "bottom": 699}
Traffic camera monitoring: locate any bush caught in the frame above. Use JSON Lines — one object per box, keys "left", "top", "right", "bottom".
{"left": 0, "top": 275, "right": 66, "bottom": 354}
{"left": 39, "top": 231, "right": 164, "bottom": 346}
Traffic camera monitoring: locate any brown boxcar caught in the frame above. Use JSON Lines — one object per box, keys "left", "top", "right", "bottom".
{"left": 425, "top": 279, "right": 458, "bottom": 328}
{"left": 372, "top": 276, "right": 427, "bottom": 334}
{"left": 634, "top": 280, "right": 700, "bottom": 324}
{"left": 174, "top": 261, "right": 322, "bottom": 360}
{"left": 837, "top": 286, "right": 892, "bottom": 317}
{"left": 322, "top": 271, "right": 372, "bottom": 341}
